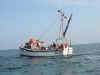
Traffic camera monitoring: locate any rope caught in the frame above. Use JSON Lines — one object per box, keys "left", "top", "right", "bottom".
{"left": 38, "top": 16, "right": 59, "bottom": 40}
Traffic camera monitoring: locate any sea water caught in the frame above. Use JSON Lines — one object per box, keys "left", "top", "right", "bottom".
{"left": 0, "top": 43, "right": 100, "bottom": 75}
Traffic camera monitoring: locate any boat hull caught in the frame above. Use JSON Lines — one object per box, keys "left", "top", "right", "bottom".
{"left": 20, "top": 47, "right": 72, "bottom": 57}
{"left": 20, "top": 50, "right": 62, "bottom": 57}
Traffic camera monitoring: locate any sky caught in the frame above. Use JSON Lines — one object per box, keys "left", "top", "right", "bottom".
{"left": 0, "top": 0, "right": 100, "bottom": 49}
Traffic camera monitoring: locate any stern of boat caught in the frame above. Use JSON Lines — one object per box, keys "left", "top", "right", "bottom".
{"left": 63, "top": 46, "right": 72, "bottom": 56}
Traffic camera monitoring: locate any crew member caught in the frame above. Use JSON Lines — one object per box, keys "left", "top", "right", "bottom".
{"left": 29, "top": 37, "right": 36, "bottom": 49}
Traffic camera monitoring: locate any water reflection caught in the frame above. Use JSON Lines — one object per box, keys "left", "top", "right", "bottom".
{"left": 31, "top": 56, "right": 72, "bottom": 75}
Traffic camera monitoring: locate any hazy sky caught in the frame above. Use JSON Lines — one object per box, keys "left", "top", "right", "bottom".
{"left": 0, "top": 0, "right": 100, "bottom": 49}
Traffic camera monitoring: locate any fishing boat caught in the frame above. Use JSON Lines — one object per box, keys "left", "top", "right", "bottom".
{"left": 19, "top": 9, "right": 73, "bottom": 57}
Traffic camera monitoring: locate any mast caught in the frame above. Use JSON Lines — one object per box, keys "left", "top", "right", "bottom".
{"left": 58, "top": 9, "right": 64, "bottom": 40}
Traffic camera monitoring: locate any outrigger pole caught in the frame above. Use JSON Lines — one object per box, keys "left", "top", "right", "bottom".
{"left": 63, "top": 13, "right": 72, "bottom": 38}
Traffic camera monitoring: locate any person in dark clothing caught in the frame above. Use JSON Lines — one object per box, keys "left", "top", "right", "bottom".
{"left": 52, "top": 42, "right": 56, "bottom": 48}
{"left": 25, "top": 42, "right": 31, "bottom": 49}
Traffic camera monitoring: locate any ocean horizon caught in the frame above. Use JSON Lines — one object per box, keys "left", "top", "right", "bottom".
{"left": 0, "top": 42, "right": 100, "bottom": 51}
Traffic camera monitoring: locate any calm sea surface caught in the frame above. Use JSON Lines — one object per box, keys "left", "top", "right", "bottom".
{"left": 0, "top": 43, "right": 100, "bottom": 75}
